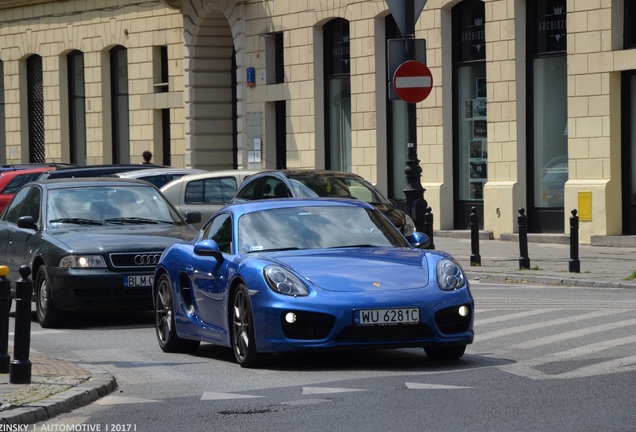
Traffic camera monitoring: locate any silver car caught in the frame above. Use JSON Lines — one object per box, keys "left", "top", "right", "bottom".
{"left": 160, "top": 170, "right": 259, "bottom": 228}
{"left": 115, "top": 167, "right": 207, "bottom": 189}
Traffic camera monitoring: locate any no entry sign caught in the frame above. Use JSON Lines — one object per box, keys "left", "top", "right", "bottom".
{"left": 392, "top": 60, "right": 433, "bottom": 104}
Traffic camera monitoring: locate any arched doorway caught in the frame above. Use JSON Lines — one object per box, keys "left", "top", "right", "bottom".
{"left": 181, "top": 2, "right": 243, "bottom": 170}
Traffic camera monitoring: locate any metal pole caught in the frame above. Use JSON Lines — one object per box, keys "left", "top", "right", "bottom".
{"left": 569, "top": 209, "right": 580, "bottom": 273}
{"left": 0, "top": 266, "right": 12, "bottom": 373}
{"left": 518, "top": 208, "right": 531, "bottom": 270}
{"left": 402, "top": 0, "right": 428, "bottom": 233}
{"left": 470, "top": 207, "right": 481, "bottom": 266}
{"left": 10, "top": 265, "right": 32, "bottom": 384}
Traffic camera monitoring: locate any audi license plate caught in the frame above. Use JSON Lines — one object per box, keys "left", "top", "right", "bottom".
{"left": 354, "top": 308, "right": 419, "bottom": 326}
{"left": 124, "top": 275, "right": 154, "bottom": 288}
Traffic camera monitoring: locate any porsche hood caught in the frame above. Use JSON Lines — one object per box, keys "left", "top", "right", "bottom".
{"left": 271, "top": 248, "right": 430, "bottom": 292}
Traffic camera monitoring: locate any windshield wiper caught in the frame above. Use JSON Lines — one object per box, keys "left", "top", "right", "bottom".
{"left": 49, "top": 218, "right": 103, "bottom": 226}
{"left": 247, "top": 247, "right": 300, "bottom": 253}
{"left": 104, "top": 217, "right": 160, "bottom": 225}
{"left": 329, "top": 244, "right": 378, "bottom": 248}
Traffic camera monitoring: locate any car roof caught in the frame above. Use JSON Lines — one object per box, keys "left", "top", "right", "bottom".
{"left": 249, "top": 169, "right": 365, "bottom": 179}
{"left": 115, "top": 167, "right": 207, "bottom": 178}
{"left": 226, "top": 197, "right": 374, "bottom": 215}
{"left": 0, "top": 163, "right": 77, "bottom": 173}
{"left": 30, "top": 177, "right": 157, "bottom": 190}
{"left": 39, "top": 164, "right": 169, "bottom": 179}
{"left": 160, "top": 169, "right": 261, "bottom": 190}
{"left": 0, "top": 167, "right": 51, "bottom": 178}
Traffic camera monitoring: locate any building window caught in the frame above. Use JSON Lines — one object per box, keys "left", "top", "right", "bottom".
{"left": 528, "top": 0, "right": 567, "bottom": 213}
{"left": 68, "top": 50, "right": 86, "bottom": 165}
{"left": 154, "top": 46, "right": 169, "bottom": 93}
{"left": 324, "top": 18, "right": 351, "bottom": 172}
{"left": 110, "top": 46, "right": 129, "bottom": 163}
{"left": 27, "top": 55, "right": 45, "bottom": 163}
{"left": 0, "top": 60, "right": 5, "bottom": 163}
{"left": 622, "top": 71, "right": 636, "bottom": 234}
{"left": 162, "top": 108, "right": 171, "bottom": 166}
{"left": 155, "top": 46, "right": 171, "bottom": 165}
{"left": 453, "top": 0, "right": 487, "bottom": 205}
{"left": 626, "top": 1, "right": 636, "bottom": 49}
{"left": 266, "top": 33, "right": 285, "bottom": 84}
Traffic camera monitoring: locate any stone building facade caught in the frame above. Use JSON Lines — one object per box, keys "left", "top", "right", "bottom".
{"left": 0, "top": 0, "right": 634, "bottom": 244}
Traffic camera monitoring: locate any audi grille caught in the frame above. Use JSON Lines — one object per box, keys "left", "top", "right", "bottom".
{"left": 109, "top": 252, "right": 163, "bottom": 269}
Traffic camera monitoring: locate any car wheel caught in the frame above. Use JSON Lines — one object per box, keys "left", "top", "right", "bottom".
{"left": 35, "top": 267, "right": 63, "bottom": 328}
{"left": 424, "top": 345, "right": 467, "bottom": 361}
{"left": 155, "top": 273, "right": 200, "bottom": 353}
{"left": 231, "top": 284, "right": 261, "bottom": 368}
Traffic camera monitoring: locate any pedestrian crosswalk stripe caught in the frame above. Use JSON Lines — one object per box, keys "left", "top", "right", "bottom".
{"left": 201, "top": 391, "right": 264, "bottom": 400}
{"left": 302, "top": 387, "right": 366, "bottom": 395}
{"left": 510, "top": 317, "right": 636, "bottom": 350}
{"left": 477, "top": 309, "right": 615, "bottom": 341}
{"left": 96, "top": 396, "right": 162, "bottom": 405}
{"left": 406, "top": 382, "right": 473, "bottom": 390}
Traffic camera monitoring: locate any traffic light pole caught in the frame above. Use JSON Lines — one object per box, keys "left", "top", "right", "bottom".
{"left": 402, "top": 0, "right": 428, "bottom": 233}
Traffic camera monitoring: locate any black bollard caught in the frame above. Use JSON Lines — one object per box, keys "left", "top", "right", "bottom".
{"left": 470, "top": 207, "right": 481, "bottom": 266}
{"left": 424, "top": 207, "right": 435, "bottom": 250}
{"left": 10, "top": 265, "right": 32, "bottom": 384}
{"left": 0, "top": 266, "right": 12, "bottom": 373}
{"left": 569, "top": 209, "right": 580, "bottom": 273}
{"left": 518, "top": 208, "right": 531, "bottom": 270}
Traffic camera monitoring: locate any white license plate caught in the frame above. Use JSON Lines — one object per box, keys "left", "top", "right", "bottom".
{"left": 354, "top": 308, "right": 420, "bottom": 326}
{"left": 123, "top": 275, "right": 154, "bottom": 288}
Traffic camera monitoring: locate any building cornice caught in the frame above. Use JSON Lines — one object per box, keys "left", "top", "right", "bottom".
{"left": 0, "top": 0, "right": 52, "bottom": 10}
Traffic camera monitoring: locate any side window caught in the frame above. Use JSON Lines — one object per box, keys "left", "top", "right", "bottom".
{"left": 202, "top": 213, "right": 232, "bottom": 254}
{"left": 203, "top": 177, "right": 237, "bottom": 204}
{"left": 1, "top": 176, "right": 26, "bottom": 194}
{"left": 3, "top": 186, "right": 40, "bottom": 224}
{"left": 184, "top": 180, "right": 204, "bottom": 204}
{"left": 253, "top": 176, "right": 285, "bottom": 199}
{"left": 235, "top": 179, "right": 257, "bottom": 200}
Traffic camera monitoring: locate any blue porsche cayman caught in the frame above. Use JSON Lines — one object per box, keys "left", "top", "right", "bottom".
{"left": 153, "top": 198, "right": 474, "bottom": 367}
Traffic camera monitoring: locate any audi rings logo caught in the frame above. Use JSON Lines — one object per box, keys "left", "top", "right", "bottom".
{"left": 134, "top": 254, "right": 162, "bottom": 266}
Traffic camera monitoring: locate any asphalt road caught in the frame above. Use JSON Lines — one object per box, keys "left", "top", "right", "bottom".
{"left": 29, "top": 281, "right": 636, "bottom": 432}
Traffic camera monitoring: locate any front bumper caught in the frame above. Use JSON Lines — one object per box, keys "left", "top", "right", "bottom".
{"left": 46, "top": 267, "right": 154, "bottom": 311}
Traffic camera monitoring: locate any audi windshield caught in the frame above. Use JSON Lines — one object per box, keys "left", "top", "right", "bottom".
{"left": 46, "top": 185, "right": 187, "bottom": 228}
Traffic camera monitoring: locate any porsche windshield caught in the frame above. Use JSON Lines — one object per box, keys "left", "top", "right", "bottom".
{"left": 238, "top": 205, "right": 409, "bottom": 253}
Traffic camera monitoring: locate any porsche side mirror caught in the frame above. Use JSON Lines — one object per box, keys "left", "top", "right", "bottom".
{"left": 409, "top": 232, "right": 431, "bottom": 249}
{"left": 193, "top": 239, "right": 224, "bottom": 262}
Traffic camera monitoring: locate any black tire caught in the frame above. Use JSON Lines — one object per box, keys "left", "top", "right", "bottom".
{"left": 155, "top": 273, "right": 200, "bottom": 353}
{"left": 36, "top": 266, "right": 63, "bottom": 328}
{"left": 231, "top": 284, "right": 261, "bottom": 368}
{"left": 424, "top": 345, "right": 467, "bottom": 361}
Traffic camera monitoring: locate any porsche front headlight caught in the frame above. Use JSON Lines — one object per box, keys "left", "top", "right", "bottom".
{"left": 264, "top": 266, "right": 310, "bottom": 297}
{"left": 59, "top": 255, "right": 107, "bottom": 269}
{"left": 436, "top": 259, "right": 466, "bottom": 291}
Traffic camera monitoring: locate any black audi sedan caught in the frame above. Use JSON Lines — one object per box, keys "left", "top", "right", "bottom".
{"left": 233, "top": 170, "right": 416, "bottom": 236}
{"left": 0, "top": 178, "right": 200, "bottom": 327}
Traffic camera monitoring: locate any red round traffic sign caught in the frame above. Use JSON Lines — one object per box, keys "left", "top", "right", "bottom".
{"left": 392, "top": 60, "right": 433, "bottom": 104}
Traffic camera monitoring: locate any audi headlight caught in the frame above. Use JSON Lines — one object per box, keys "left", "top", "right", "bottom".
{"left": 402, "top": 214, "right": 416, "bottom": 237}
{"left": 59, "top": 255, "right": 107, "bottom": 269}
{"left": 264, "top": 266, "right": 310, "bottom": 297}
{"left": 436, "top": 259, "right": 466, "bottom": 291}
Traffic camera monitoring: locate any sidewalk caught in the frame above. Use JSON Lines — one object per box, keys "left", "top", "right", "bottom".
{"left": 0, "top": 234, "right": 635, "bottom": 426}
{"left": 433, "top": 233, "right": 636, "bottom": 289}
{"left": 0, "top": 348, "right": 116, "bottom": 425}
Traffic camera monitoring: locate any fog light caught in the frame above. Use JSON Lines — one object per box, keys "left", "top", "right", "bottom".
{"left": 285, "top": 312, "right": 297, "bottom": 324}
{"left": 458, "top": 305, "right": 470, "bottom": 317}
